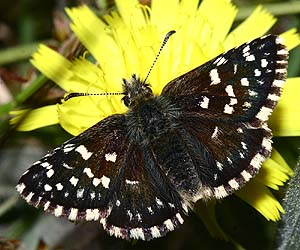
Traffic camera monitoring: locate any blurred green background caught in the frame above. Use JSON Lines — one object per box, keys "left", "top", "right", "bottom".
{"left": 0, "top": 0, "right": 300, "bottom": 249}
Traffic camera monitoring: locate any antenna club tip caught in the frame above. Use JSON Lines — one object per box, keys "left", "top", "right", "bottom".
{"left": 165, "top": 30, "right": 176, "bottom": 39}
{"left": 168, "top": 30, "right": 176, "bottom": 36}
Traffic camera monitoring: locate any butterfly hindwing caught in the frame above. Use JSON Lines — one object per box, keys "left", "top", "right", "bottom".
{"left": 105, "top": 144, "right": 185, "bottom": 240}
{"left": 177, "top": 116, "right": 272, "bottom": 199}
{"left": 162, "top": 35, "right": 288, "bottom": 124}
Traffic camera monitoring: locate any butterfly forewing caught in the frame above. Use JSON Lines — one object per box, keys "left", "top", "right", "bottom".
{"left": 17, "top": 115, "right": 185, "bottom": 240}
{"left": 162, "top": 35, "right": 288, "bottom": 124}
{"left": 17, "top": 115, "right": 129, "bottom": 219}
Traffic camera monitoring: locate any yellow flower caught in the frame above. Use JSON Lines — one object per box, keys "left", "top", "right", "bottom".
{"left": 11, "top": 0, "right": 299, "bottom": 239}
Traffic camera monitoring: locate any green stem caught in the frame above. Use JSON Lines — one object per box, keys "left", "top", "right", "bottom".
{"left": 0, "top": 195, "right": 19, "bottom": 217}
{"left": 237, "top": 2, "right": 300, "bottom": 20}
{"left": 0, "top": 74, "right": 48, "bottom": 116}
{"left": 0, "top": 40, "right": 56, "bottom": 65}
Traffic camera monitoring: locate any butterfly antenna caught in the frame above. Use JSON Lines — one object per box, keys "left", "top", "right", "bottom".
{"left": 64, "top": 92, "right": 123, "bottom": 101}
{"left": 65, "top": 30, "right": 175, "bottom": 101}
{"left": 143, "top": 30, "right": 176, "bottom": 83}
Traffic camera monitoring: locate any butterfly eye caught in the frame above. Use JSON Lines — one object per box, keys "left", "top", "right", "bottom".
{"left": 122, "top": 95, "right": 131, "bottom": 107}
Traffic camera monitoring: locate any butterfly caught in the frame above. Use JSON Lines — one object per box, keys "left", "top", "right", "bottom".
{"left": 16, "top": 33, "right": 288, "bottom": 240}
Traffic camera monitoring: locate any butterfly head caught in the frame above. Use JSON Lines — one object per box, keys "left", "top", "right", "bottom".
{"left": 122, "top": 74, "right": 153, "bottom": 108}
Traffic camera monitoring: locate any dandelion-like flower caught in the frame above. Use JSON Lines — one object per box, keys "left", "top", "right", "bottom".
{"left": 13, "top": 0, "right": 300, "bottom": 241}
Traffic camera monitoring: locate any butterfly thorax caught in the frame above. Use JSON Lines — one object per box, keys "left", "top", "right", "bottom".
{"left": 123, "top": 75, "right": 181, "bottom": 144}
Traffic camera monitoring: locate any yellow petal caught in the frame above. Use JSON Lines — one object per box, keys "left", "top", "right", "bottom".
{"left": 30, "top": 45, "right": 73, "bottom": 91}
{"left": 116, "top": 0, "right": 146, "bottom": 29}
{"left": 197, "top": 0, "right": 238, "bottom": 56}
{"left": 280, "top": 28, "right": 300, "bottom": 50}
{"left": 236, "top": 180, "right": 284, "bottom": 221}
{"left": 10, "top": 105, "right": 58, "bottom": 131}
{"left": 270, "top": 148, "right": 294, "bottom": 177}
{"left": 224, "top": 6, "right": 276, "bottom": 50}
{"left": 269, "top": 78, "right": 300, "bottom": 136}
{"left": 256, "top": 158, "right": 291, "bottom": 190}
{"left": 57, "top": 95, "right": 126, "bottom": 136}
{"left": 67, "top": 6, "right": 128, "bottom": 90}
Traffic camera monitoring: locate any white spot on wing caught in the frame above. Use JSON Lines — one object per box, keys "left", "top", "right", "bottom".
{"left": 127, "top": 210, "right": 133, "bottom": 221}
{"left": 243, "top": 45, "right": 250, "bottom": 53}
{"left": 69, "top": 176, "right": 79, "bottom": 186}
{"left": 262, "top": 138, "right": 272, "bottom": 152}
{"left": 216, "top": 161, "right": 223, "bottom": 171}
{"left": 261, "top": 59, "right": 268, "bottom": 68}
{"left": 83, "top": 168, "right": 94, "bottom": 178}
{"left": 55, "top": 183, "right": 63, "bottom": 190}
{"left": 230, "top": 98, "right": 238, "bottom": 105}
{"left": 225, "top": 85, "right": 235, "bottom": 97}
{"left": 54, "top": 205, "right": 63, "bottom": 217}
{"left": 16, "top": 183, "right": 26, "bottom": 193}
{"left": 199, "top": 96, "right": 210, "bottom": 109}
{"left": 46, "top": 169, "right": 54, "bottom": 178}
{"left": 234, "top": 64, "right": 237, "bottom": 74}
{"left": 105, "top": 152, "right": 117, "bottom": 162}
{"left": 214, "top": 185, "right": 228, "bottom": 198}
{"left": 164, "top": 219, "right": 175, "bottom": 231}
{"left": 254, "top": 69, "right": 261, "bottom": 76}
{"left": 41, "top": 162, "right": 51, "bottom": 168}
{"left": 155, "top": 197, "right": 164, "bottom": 207}
{"left": 209, "top": 69, "right": 221, "bottom": 85}
{"left": 125, "top": 179, "right": 139, "bottom": 185}
{"left": 44, "top": 201, "right": 50, "bottom": 211}
{"left": 277, "top": 49, "right": 288, "bottom": 55}
{"left": 44, "top": 184, "right": 52, "bottom": 191}
{"left": 77, "top": 188, "right": 84, "bottom": 198}
{"left": 101, "top": 175, "right": 110, "bottom": 189}
{"left": 92, "top": 178, "right": 101, "bottom": 187}
{"left": 75, "top": 145, "right": 93, "bottom": 160}
{"left": 148, "top": 207, "right": 154, "bottom": 214}
{"left": 267, "top": 93, "right": 280, "bottom": 102}
{"left": 224, "top": 104, "right": 234, "bottom": 114}
{"left": 25, "top": 192, "right": 34, "bottom": 203}
{"left": 246, "top": 54, "right": 255, "bottom": 61}
{"left": 86, "top": 209, "right": 100, "bottom": 221}
{"left": 250, "top": 153, "right": 265, "bottom": 169}
{"left": 273, "top": 79, "right": 285, "bottom": 87}
{"left": 241, "top": 170, "right": 252, "bottom": 181}
{"left": 176, "top": 213, "right": 184, "bottom": 224}
{"left": 68, "top": 208, "right": 78, "bottom": 221}
{"left": 90, "top": 191, "right": 96, "bottom": 200}
{"left": 256, "top": 107, "right": 273, "bottom": 121}
{"left": 249, "top": 90, "right": 257, "bottom": 96}
{"left": 216, "top": 57, "right": 227, "bottom": 66}
{"left": 211, "top": 126, "right": 218, "bottom": 139}
{"left": 228, "top": 179, "right": 239, "bottom": 189}
{"left": 63, "top": 163, "right": 72, "bottom": 169}
{"left": 130, "top": 228, "right": 145, "bottom": 240}
{"left": 150, "top": 226, "right": 161, "bottom": 238}
{"left": 241, "top": 78, "right": 249, "bottom": 86}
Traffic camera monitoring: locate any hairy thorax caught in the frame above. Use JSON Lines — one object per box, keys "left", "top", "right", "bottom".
{"left": 125, "top": 96, "right": 181, "bottom": 145}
